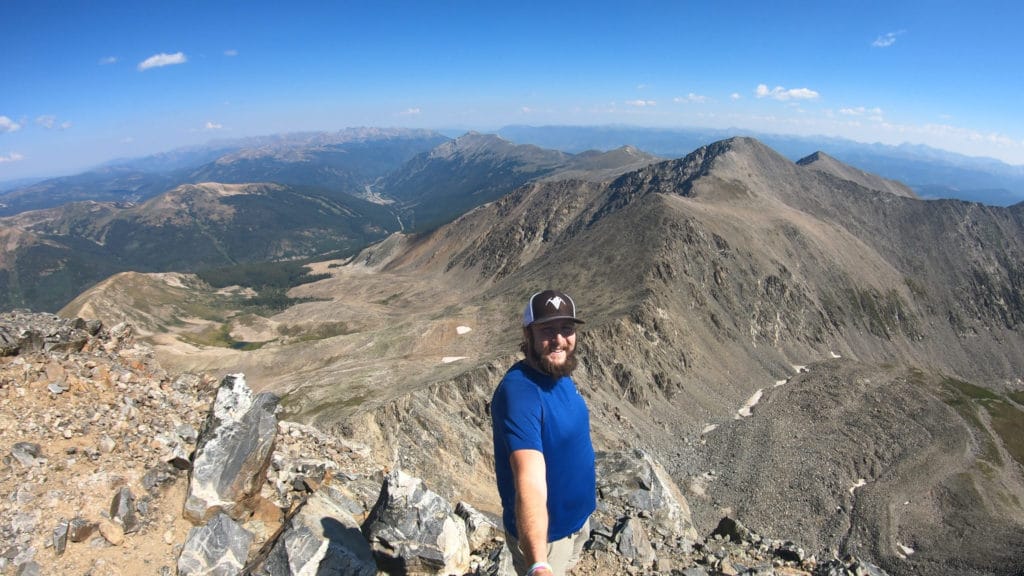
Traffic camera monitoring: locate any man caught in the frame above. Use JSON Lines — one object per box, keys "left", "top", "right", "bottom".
{"left": 491, "top": 290, "right": 596, "bottom": 576}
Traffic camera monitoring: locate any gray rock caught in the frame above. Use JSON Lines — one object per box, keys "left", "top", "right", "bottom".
{"left": 67, "top": 517, "right": 98, "bottom": 543}
{"left": 10, "top": 443, "right": 42, "bottom": 467}
{"left": 362, "top": 469, "right": 470, "bottom": 575}
{"left": 15, "top": 561, "right": 42, "bottom": 576}
{"left": 51, "top": 522, "right": 68, "bottom": 556}
{"left": 177, "top": 512, "right": 253, "bottom": 576}
{"left": 596, "top": 450, "right": 700, "bottom": 540}
{"left": 110, "top": 486, "right": 140, "bottom": 533}
{"left": 455, "top": 501, "right": 497, "bottom": 552}
{"left": 255, "top": 487, "right": 376, "bottom": 576}
{"left": 615, "top": 517, "right": 656, "bottom": 568}
{"left": 184, "top": 373, "right": 279, "bottom": 524}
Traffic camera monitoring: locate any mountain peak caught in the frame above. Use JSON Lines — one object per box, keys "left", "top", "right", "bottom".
{"left": 797, "top": 150, "right": 917, "bottom": 198}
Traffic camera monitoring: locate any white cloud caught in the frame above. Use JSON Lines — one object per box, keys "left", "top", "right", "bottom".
{"left": 0, "top": 116, "right": 21, "bottom": 133}
{"left": 204, "top": 121, "right": 223, "bottom": 130}
{"left": 0, "top": 152, "right": 24, "bottom": 163}
{"left": 730, "top": 93, "right": 742, "bottom": 100}
{"left": 399, "top": 107, "right": 421, "bottom": 116}
{"left": 636, "top": 83, "right": 651, "bottom": 90}
{"left": 755, "top": 84, "right": 820, "bottom": 101}
{"left": 99, "top": 56, "right": 118, "bottom": 65}
{"left": 138, "top": 52, "right": 187, "bottom": 71}
{"left": 872, "top": 31, "right": 904, "bottom": 48}
{"left": 521, "top": 106, "right": 534, "bottom": 114}
{"left": 674, "top": 93, "right": 709, "bottom": 104}
{"left": 840, "top": 106, "right": 884, "bottom": 117}
{"left": 224, "top": 49, "right": 238, "bottom": 57}
{"left": 626, "top": 99, "right": 656, "bottom": 107}
{"left": 34, "top": 115, "right": 73, "bottom": 130}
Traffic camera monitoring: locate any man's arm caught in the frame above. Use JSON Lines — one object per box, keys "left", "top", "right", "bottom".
{"left": 510, "top": 448, "right": 552, "bottom": 574}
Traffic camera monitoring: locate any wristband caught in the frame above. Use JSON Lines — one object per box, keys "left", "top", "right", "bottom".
{"left": 527, "top": 561, "right": 553, "bottom": 575}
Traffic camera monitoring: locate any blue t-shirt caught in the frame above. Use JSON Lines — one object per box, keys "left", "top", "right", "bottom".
{"left": 491, "top": 360, "right": 596, "bottom": 541}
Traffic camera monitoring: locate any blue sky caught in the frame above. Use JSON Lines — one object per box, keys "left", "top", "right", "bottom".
{"left": 3, "top": 0, "right": 1023, "bottom": 180}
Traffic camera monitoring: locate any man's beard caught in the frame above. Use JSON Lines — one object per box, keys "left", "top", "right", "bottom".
{"left": 525, "top": 334, "right": 577, "bottom": 378}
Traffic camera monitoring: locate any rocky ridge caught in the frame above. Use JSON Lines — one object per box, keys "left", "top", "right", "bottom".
{"left": 0, "top": 311, "right": 908, "bottom": 575}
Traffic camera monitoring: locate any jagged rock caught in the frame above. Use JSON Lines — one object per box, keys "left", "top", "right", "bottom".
{"left": 51, "top": 521, "right": 68, "bottom": 555}
{"left": 109, "top": 486, "right": 141, "bottom": 534}
{"left": 254, "top": 485, "right": 377, "bottom": 576}
{"left": 184, "top": 373, "right": 279, "bottom": 524}
{"left": 455, "top": 501, "right": 497, "bottom": 552}
{"left": 362, "top": 469, "right": 470, "bottom": 575}
{"left": 67, "top": 517, "right": 98, "bottom": 543}
{"left": 177, "top": 512, "right": 254, "bottom": 576}
{"left": 595, "top": 449, "right": 700, "bottom": 540}
{"left": 8, "top": 443, "right": 42, "bottom": 467}
{"left": 615, "top": 517, "right": 656, "bottom": 568}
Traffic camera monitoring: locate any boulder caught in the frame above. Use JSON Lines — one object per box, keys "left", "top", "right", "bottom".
{"left": 595, "top": 449, "right": 700, "bottom": 540}
{"left": 184, "top": 374, "right": 279, "bottom": 523}
{"left": 254, "top": 485, "right": 377, "bottom": 576}
{"left": 362, "top": 469, "right": 470, "bottom": 575}
{"left": 177, "top": 512, "right": 254, "bottom": 576}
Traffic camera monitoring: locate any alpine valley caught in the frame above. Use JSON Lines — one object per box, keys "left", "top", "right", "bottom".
{"left": 2, "top": 128, "right": 1023, "bottom": 575}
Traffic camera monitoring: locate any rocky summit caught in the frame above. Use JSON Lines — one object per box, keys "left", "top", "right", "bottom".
{"left": 2, "top": 311, "right": 920, "bottom": 575}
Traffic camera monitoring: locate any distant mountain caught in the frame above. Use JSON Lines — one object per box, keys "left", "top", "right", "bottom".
{"left": 498, "top": 124, "right": 1024, "bottom": 206}
{"left": 185, "top": 129, "right": 449, "bottom": 195}
{"left": 0, "top": 128, "right": 448, "bottom": 217}
{"left": 380, "top": 132, "right": 661, "bottom": 231}
{"left": 0, "top": 182, "right": 398, "bottom": 311}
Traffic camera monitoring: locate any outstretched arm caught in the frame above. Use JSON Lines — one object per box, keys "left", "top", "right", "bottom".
{"left": 511, "top": 448, "right": 553, "bottom": 575}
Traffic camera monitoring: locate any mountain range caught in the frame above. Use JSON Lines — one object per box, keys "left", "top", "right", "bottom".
{"left": 57, "top": 135, "right": 1024, "bottom": 575}
{"left": 0, "top": 131, "right": 657, "bottom": 311}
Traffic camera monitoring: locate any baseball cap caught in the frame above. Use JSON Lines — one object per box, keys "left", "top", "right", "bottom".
{"left": 522, "top": 290, "right": 585, "bottom": 327}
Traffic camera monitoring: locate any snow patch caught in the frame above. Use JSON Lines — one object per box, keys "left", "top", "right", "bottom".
{"left": 774, "top": 379, "right": 788, "bottom": 387}
{"left": 442, "top": 356, "right": 468, "bottom": 364}
{"left": 896, "top": 542, "right": 915, "bottom": 558}
{"left": 736, "top": 389, "right": 763, "bottom": 418}
{"left": 701, "top": 424, "right": 717, "bottom": 435}
{"left": 456, "top": 326, "right": 472, "bottom": 335}
{"left": 849, "top": 478, "right": 867, "bottom": 494}
{"left": 830, "top": 351, "right": 842, "bottom": 358}
{"left": 792, "top": 365, "right": 807, "bottom": 373}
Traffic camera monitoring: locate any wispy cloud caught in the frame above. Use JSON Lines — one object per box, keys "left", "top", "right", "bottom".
{"left": 731, "top": 93, "right": 742, "bottom": 100}
{"left": 872, "top": 30, "right": 905, "bottom": 48}
{"left": 36, "top": 115, "right": 73, "bottom": 130}
{"left": 204, "top": 122, "right": 223, "bottom": 130}
{"left": 399, "top": 107, "right": 421, "bottom": 116}
{"left": 840, "top": 106, "right": 884, "bottom": 119}
{"left": 224, "top": 49, "right": 238, "bottom": 57}
{"left": 674, "top": 93, "right": 709, "bottom": 104}
{"left": 0, "top": 152, "right": 25, "bottom": 163}
{"left": 520, "top": 107, "right": 534, "bottom": 114}
{"left": 99, "top": 56, "right": 118, "bottom": 65}
{"left": 755, "top": 84, "right": 820, "bottom": 101}
{"left": 625, "top": 99, "right": 656, "bottom": 107}
{"left": 138, "top": 52, "right": 187, "bottom": 71}
{"left": 0, "top": 116, "right": 21, "bottom": 133}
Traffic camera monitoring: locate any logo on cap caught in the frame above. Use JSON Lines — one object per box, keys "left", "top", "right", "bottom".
{"left": 546, "top": 296, "right": 566, "bottom": 310}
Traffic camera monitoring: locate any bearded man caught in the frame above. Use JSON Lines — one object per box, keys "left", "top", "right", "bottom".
{"left": 490, "top": 290, "right": 596, "bottom": 576}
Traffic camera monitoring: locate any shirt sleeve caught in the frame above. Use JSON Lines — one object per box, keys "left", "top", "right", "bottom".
{"left": 494, "top": 376, "right": 544, "bottom": 453}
